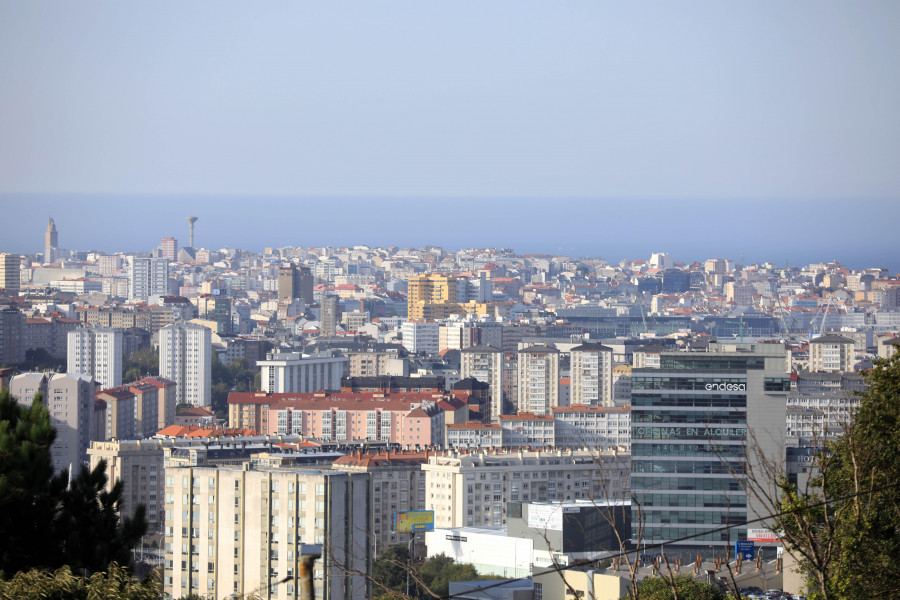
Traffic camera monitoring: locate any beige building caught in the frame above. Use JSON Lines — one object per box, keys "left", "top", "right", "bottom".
{"left": 407, "top": 274, "right": 462, "bottom": 321}
{"left": 422, "top": 448, "right": 631, "bottom": 528}
{"left": 569, "top": 342, "right": 614, "bottom": 407}
{"left": 460, "top": 344, "right": 504, "bottom": 422}
{"left": 516, "top": 345, "right": 560, "bottom": 415}
{"left": 163, "top": 463, "right": 370, "bottom": 600}
{"left": 808, "top": 334, "right": 855, "bottom": 372}
{"left": 88, "top": 439, "right": 167, "bottom": 530}
{"left": 67, "top": 326, "right": 123, "bottom": 390}
{"left": 331, "top": 450, "right": 429, "bottom": 556}
{"left": 9, "top": 372, "right": 98, "bottom": 474}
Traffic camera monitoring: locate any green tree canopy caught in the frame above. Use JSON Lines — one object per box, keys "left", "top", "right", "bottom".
{"left": 622, "top": 574, "right": 726, "bottom": 600}
{"left": 0, "top": 563, "right": 159, "bottom": 600}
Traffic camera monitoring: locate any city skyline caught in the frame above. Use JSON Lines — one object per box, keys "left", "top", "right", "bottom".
{"left": 2, "top": 195, "right": 898, "bottom": 273}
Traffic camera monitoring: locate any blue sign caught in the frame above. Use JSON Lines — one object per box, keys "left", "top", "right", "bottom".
{"left": 736, "top": 540, "right": 755, "bottom": 561}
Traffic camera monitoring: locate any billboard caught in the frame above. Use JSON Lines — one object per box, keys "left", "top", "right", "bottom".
{"left": 735, "top": 540, "right": 755, "bottom": 560}
{"left": 747, "top": 528, "right": 784, "bottom": 543}
{"left": 394, "top": 510, "right": 435, "bottom": 532}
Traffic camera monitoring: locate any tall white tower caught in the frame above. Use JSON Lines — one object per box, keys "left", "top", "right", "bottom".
{"left": 159, "top": 323, "right": 211, "bottom": 407}
{"left": 68, "top": 327, "right": 123, "bottom": 390}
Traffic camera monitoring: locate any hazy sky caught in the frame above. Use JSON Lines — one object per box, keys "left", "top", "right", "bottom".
{"left": 1, "top": 2, "right": 898, "bottom": 268}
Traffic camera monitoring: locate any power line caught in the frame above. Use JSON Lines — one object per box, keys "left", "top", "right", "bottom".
{"left": 436, "top": 479, "right": 900, "bottom": 599}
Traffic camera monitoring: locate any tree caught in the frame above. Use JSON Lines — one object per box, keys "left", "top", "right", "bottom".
{"left": 20, "top": 348, "right": 66, "bottom": 372}
{"left": 53, "top": 461, "right": 148, "bottom": 574}
{"left": 0, "top": 563, "right": 160, "bottom": 600}
{"left": 622, "top": 574, "right": 726, "bottom": 600}
{"left": 416, "top": 554, "right": 479, "bottom": 598}
{"left": 122, "top": 346, "right": 158, "bottom": 382}
{"left": 770, "top": 354, "right": 900, "bottom": 600}
{"left": 0, "top": 388, "right": 63, "bottom": 577}
{"left": 0, "top": 389, "right": 148, "bottom": 578}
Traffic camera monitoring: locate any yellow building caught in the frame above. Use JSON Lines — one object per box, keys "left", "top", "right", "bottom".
{"left": 407, "top": 274, "right": 462, "bottom": 321}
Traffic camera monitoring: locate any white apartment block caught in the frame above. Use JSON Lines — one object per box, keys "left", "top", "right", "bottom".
{"left": 67, "top": 326, "right": 123, "bottom": 390}
{"left": 9, "top": 372, "right": 97, "bottom": 474}
{"left": 400, "top": 321, "right": 440, "bottom": 354}
{"left": 130, "top": 256, "right": 169, "bottom": 301}
{"left": 160, "top": 323, "right": 212, "bottom": 407}
{"left": 569, "top": 342, "right": 614, "bottom": 407}
{"left": 552, "top": 406, "right": 631, "bottom": 450}
{"left": 422, "top": 448, "right": 631, "bottom": 528}
{"left": 460, "top": 344, "right": 504, "bottom": 423}
{"left": 516, "top": 345, "right": 560, "bottom": 415}
{"left": 786, "top": 392, "right": 860, "bottom": 441}
{"left": 808, "top": 334, "right": 855, "bottom": 373}
{"left": 163, "top": 465, "right": 369, "bottom": 600}
{"left": 259, "top": 351, "right": 348, "bottom": 394}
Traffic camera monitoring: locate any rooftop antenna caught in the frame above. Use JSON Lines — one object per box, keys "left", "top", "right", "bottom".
{"left": 186, "top": 216, "right": 198, "bottom": 247}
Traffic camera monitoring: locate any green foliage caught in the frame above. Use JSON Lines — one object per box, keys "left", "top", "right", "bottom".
{"left": 622, "top": 574, "right": 726, "bottom": 600}
{"left": 19, "top": 348, "right": 66, "bottom": 372}
{"left": 775, "top": 354, "right": 900, "bottom": 600}
{"left": 0, "top": 389, "right": 148, "bottom": 579}
{"left": 416, "top": 554, "right": 479, "bottom": 598}
{"left": 0, "top": 563, "right": 160, "bottom": 600}
{"left": 371, "top": 549, "right": 480, "bottom": 599}
{"left": 210, "top": 355, "right": 257, "bottom": 417}
{"left": 122, "top": 346, "right": 158, "bottom": 383}
{"left": 372, "top": 545, "right": 411, "bottom": 598}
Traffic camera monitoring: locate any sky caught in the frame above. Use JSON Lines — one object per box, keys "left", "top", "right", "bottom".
{"left": 1, "top": 2, "right": 898, "bottom": 269}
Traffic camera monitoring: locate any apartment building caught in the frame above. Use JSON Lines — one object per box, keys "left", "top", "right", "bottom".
{"left": 331, "top": 450, "right": 429, "bottom": 556}
{"left": 129, "top": 256, "right": 169, "bottom": 301}
{"left": 0, "top": 252, "right": 20, "bottom": 296}
{"left": 160, "top": 322, "right": 212, "bottom": 407}
{"left": 569, "top": 342, "right": 614, "bottom": 407}
{"left": 400, "top": 321, "right": 440, "bottom": 354}
{"left": 0, "top": 307, "right": 25, "bottom": 365}
{"left": 808, "top": 334, "right": 855, "bottom": 373}
{"left": 552, "top": 405, "right": 631, "bottom": 450}
{"left": 516, "top": 345, "right": 560, "bottom": 415}
{"left": 258, "top": 350, "right": 348, "bottom": 394}
{"left": 163, "top": 464, "right": 369, "bottom": 600}
{"left": 407, "top": 274, "right": 461, "bottom": 321}
{"left": 68, "top": 326, "right": 123, "bottom": 390}
{"left": 460, "top": 344, "right": 504, "bottom": 423}
{"left": 9, "top": 372, "right": 97, "bottom": 473}
{"left": 422, "top": 448, "right": 631, "bottom": 528}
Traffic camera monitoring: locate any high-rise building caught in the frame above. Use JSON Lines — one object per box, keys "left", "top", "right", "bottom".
{"left": 9, "top": 372, "right": 97, "bottom": 473}
{"left": 159, "top": 323, "right": 211, "bottom": 407}
{"left": 0, "top": 308, "right": 26, "bottom": 365}
{"left": 258, "top": 350, "right": 348, "bottom": 394}
{"left": 569, "top": 342, "right": 614, "bottom": 407}
{"left": 320, "top": 295, "right": 341, "bottom": 336}
{"left": 44, "top": 217, "right": 58, "bottom": 263}
{"left": 808, "top": 334, "right": 855, "bottom": 373}
{"left": 0, "top": 252, "right": 21, "bottom": 296}
{"left": 129, "top": 257, "right": 169, "bottom": 301}
{"left": 630, "top": 342, "right": 790, "bottom": 554}
{"left": 67, "top": 327, "right": 123, "bottom": 390}
{"left": 516, "top": 345, "right": 560, "bottom": 415}
{"left": 460, "top": 344, "right": 504, "bottom": 422}
{"left": 400, "top": 321, "right": 440, "bottom": 354}
{"left": 407, "top": 274, "right": 462, "bottom": 320}
{"left": 163, "top": 464, "right": 370, "bottom": 600}
{"left": 278, "top": 263, "right": 314, "bottom": 304}
{"left": 159, "top": 237, "right": 178, "bottom": 261}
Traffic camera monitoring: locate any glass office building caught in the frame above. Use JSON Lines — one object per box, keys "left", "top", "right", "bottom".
{"left": 630, "top": 343, "right": 790, "bottom": 555}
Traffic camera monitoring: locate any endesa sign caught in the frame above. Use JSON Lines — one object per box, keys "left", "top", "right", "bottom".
{"left": 705, "top": 382, "right": 746, "bottom": 391}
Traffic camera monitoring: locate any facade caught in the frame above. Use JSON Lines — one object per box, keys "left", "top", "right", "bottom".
{"left": 130, "top": 256, "right": 169, "bottom": 301}
{"left": 24, "top": 315, "right": 81, "bottom": 359}
{"left": 422, "top": 448, "right": 631, "bottom": 528}
{"left": 45, "top": 217, "right": 59, "bottom": 263}
{"left": 160, "top": 237, "right": 178, "bottom": 261}
{"left": 88, "top": 439, "right": 167, "bottom": 530}
{"left": 159, "top": 323, "right": 212, "bottom": 407}
{"left": 163, "top": 464, "right": 370, "bottom": 600}
{"left": 630, "top": 342, "right": 790, "bottom": 552}
{"left": 278, "top": 263, "right": 314, "bottom": 304}
{"left": 0, "top": 308, "right": 25, "bottom": 365}
{"left": 331, "top": 450, "right": 429, "bottom": 555}
{"left": 0, "top": 252, "right": 20, "bottom": 295}
{"left": 552, "top": 405, "right": 631, "bottom": 450}
{"left": 808, "top": 334, "right": 855, "bottom": 373}
{"left": 259, "top": 351, "right": 348, "bottom": 394}
{"left": 516, "top": 345, "right": 560, "bottom": 415}
{"left": 320, "top": 295, "right": 341, "bottom": 336}
{"left": 67, "top": 326, "right": 123, "bottom": 390}
{"left": 460, "top": 344, "right": 504, "bottom": 422}
{"left": 407, "top": 274, "right": 462, "bottom": 321}
{"left": 400, "top": 321, "right": 440, "bottom": 354}
{"left": 569, "top": 342, "right": 614, "bottom": 407}
{"left": 9, "top": 372, "right": 97, "bottom": 473}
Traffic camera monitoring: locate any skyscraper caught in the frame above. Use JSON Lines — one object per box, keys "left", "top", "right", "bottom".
{"left": 460, "top": 344, "right": 504, "bottom": 422}
{"left": 67, "top": 327, "right": 123, "bottom": 390}
{"left": 44, "top": 217, "right": 58, "bottom": 264}
{"left": 516, "top": 345, "right": 560, "bottom": 415}
{"left": 159, "top": 237, "right": 178, "bottom": 261}
{"left": 129, "top": 257, "right": 169, "bottom": 301}
{"left": 630, "top": 342, "right": 789, "bottom": 555}
{"left": 159, "top": 323, "right": 211, "bottom": 407}
{"left": 0, "top": 253, "right": 21, "bottom": 296}
{"left": 407, "top": 274, "right": 461, "bottom": 320}
{"left": 320, "top": 295, "right": 341, "bottom": 336}
{"left": 569, "top": 342, "right": 614, "bottom": 407}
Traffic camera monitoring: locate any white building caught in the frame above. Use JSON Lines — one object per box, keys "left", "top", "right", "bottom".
{"left": 259, "top": 351, "right": 348, "bottom": 393}
{"left": 67, "top": 327, "right": 123, "bottom": 390}
{"left": 401, "top": 321, "right": 440, "bottom": 354}
{"left": 159, "top": 323, "right": 211, "bottom": 407}
{"left": 460, "top": 344, "right": 504, "bottom": 422}
{"left": 569, "top": 342, "right": 614, "bottom": 407}
{"left": 9, "top": 372, "right": 97, "bottom": 473}
{"left": 516, "top": 345, "right": 560, "bottom": 415}
{"left": 808, "top": 334, "right": 855, "bottom": 373}
{"left": 129, "top": 256, "right": 169, "bottom": 301}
